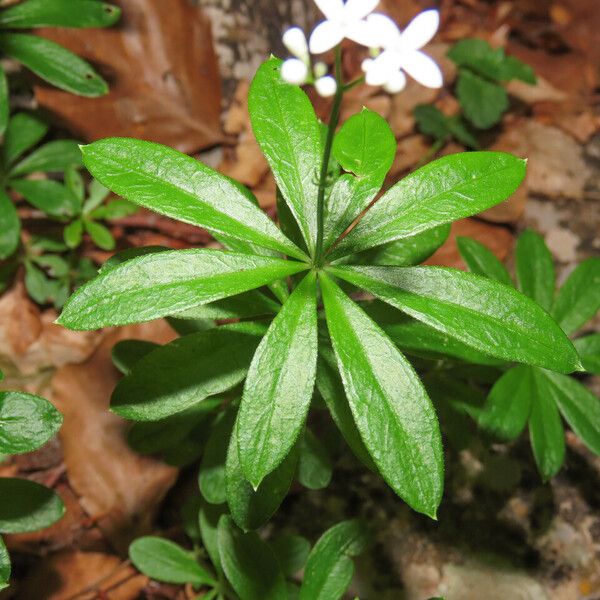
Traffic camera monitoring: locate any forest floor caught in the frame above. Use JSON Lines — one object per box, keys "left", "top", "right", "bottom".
{"left": 0, "top": 0, "right": 599, "bottom": 598}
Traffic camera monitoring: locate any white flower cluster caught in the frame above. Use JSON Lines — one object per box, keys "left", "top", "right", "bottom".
{"left": 281, "top": 0, "right": 443, "bottom": 96}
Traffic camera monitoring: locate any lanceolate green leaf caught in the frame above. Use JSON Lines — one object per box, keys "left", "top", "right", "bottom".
{"left": 479, "top": 366, "right": 532, "bottom": 440}
{"left": 0, "top": 478, "right": 64, "bottom": 533}
{"left": 540, "top": 370, "right": 600, "bottom": 456}
{"left": 10, "top": 179, "right": 79, "bottom": 218}
{"left": 2, "top": 112, "right": 48, "bottom": 166}
{"left": 456, "top": 236, "right": 512, "bottom": 286}
{"left": 0, "top": 0, "right": 121, "bottom": 28}
{"left": 528, "top": 369, "right": 565, "bottom": 481}
{"left": 0, "top": 536, "right": 9, "bottom": 590}
{"left": 0, "top": 33, "right": 108, "bottom": 96}
{"left": 238, "top": 273, "right": 318, "bottom": 487}
{"left": 299, "top": 520, "right": 368, "bottom": 600}
{"left": 111, "top": 323, "right": 266, "bottom": 421}
{"left": 249, "top": 57, "right": 321, "bottom": 254}
{"left": 0, "top": 190, "right": 19, "bottom": 260}
{"left": 81, "top": 138, "right": 306, "bottom": 260}
{"left": 456, "top": 69, "right": 508, "bottom": 129}
{"left": 552, "top": 258, "right": 600, "bottom": 335}
{"left": 57, "top": 249, "right": 308, "bottom": 330}
{"left": 332, "top": 265, "right": 581, "bottom": 374}
{"left": 573, "top": 334, "right": 600, "bottom": 375}
{"left": 0, "top": 391, "right": 62, "bottom": 454}
{"left": 329, "top": 152, "right": 526, "bottom": 260}
{"left": 516, "top": 229, "right": 555, "bottom": 311}
{"left": 226, "top": 422, "right": 298, "bottom": 531}
{"left": 323, "top": 109, "right": 396, "bottom": 247}
{"left": 320, "top": 274, "right": 443, "bottom": 518}
{"left": 217, "top": 515, "right": 288, "bottom": 600}
{"left": 297, "top": 429, "right": 333, "bottom": 490}
{"left": 129, "top": 537, "right": 216, "bottom": 586}
{"left": 10, "top": 140, "right": 83, "bottom": 177}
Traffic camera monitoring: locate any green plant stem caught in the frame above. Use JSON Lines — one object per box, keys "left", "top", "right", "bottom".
{"left": 315, "top": 45, "right": 343, "bottom": 267}
{"left": 415, "top": 138, "right": 445, "bottom": 169}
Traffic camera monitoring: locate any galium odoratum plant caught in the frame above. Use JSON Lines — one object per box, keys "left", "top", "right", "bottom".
{"left": 457, "top": 231, "right": 600, "bottom": 480}
{"left": 57, "top": 3, "right": 582, "bottom": 520}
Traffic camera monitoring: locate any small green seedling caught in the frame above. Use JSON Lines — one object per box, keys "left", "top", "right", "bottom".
{"left": 458, "top": 231, "right": 600, "bottom": 479}
{"left": 0, "top": 379, "right": 65, "bottom": 589}
{"left": 57, "top": 56, "right": 580, "bottom": 522}
{"left": 130, "top": 511, "right": 367, "bottom": 600}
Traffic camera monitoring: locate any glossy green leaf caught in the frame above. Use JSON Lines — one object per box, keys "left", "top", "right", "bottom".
{"left": 63, "top": 219, "right": 83, "bottom": 249}
{"left": 10, "top": 179, "right": 79, "bottom": 218}
{"left": 541, "top": 370, "right": 600, "bottom": 456}
{"left": 3, "top": 112, "right": 48, "bottom": 165}
{"left": 226, "top": 421, "right": 297, "bottom": 531}
{"left": 84, "top": 220, "right": 115, "bottom": 250}
{"left": 0, "top": 391, "right": 62, "bottom": 454}
{"left": 329, "top": 152, "right": 526, "bottom": 260}
{"left": 129, "top": 537, "right": 215, "bottom": 586}
{"left": 90, "top": 199, "right": 137, "bottom": 221}
{"left": 0, "top": 478, "right": 64, "bottom": 533}
{"left": 199, "top": 502, "right": 226, "bottom": 577}
{"left": 217, "top": 515, "right": 287, "bottom": 600}
{"left": 10, "top": 140, "right": 83, "bottom": 177}
{"left": 238, "top": 273, "right": 318, "bottom": 487}
{"left": 516, "top": 229, "right": 555, "bottom": 311}
{"left": 528, "top": 369, "right": 565, "bottom": 480}
{"left": 573, "top": 334, "right": 600, "bottom": 375}
{"left": 382, "top": 317, "right": 502, "bottom": 366}
{"left": 200, "top": 408, "right": 236, "bottom": 505}
{"left": 0, "top": 33, "right": 108, "bottom": 96}
{"left": 479, "top": 366, "right": 532, "bottom": 440}
{"left": 297, "top": 429, "right": 333, "bottom": 490}
{"left": 0, "top": 190, "right": 19, "bottom": 259}
{"left": 0, "top": 64, "right": 7, "bottom": 138}
{"left": 0, "top": 536, "right": 9, "bottom": 590}
{"left": 321, "top": 274, "right": 443, "bottom": 517}
{"left": 24, "top": 260, "right": 52, "bottom": 304}
{"left": 414, "top": 105, "right": 478, "bottom": 148}
{"left": 80, "top": 138, "right": 305, "bottom": 260}
{"left": 456, "top": 236, "right": 512, "bottom": 285}
{"left": 249, "top": 57, "right": 320, "bottom": 254}
{"left": 456, "top": 70, "right": 508, "bottom": 129}
{"left": 84, "top": 178, "right": 110, "bottom": 213}
{"left": 332, "top": 265, "right": 581, "bottom": 374}
{"left": 57, "top": 249, "right": 308, "bottom": 330}
{"left": 299, "top": 520, "right": 368, "bottom": 600}
{"left": 111, "top": 339, "right": 159, "bottom": 375}
{"left": 448, "top": 39, "right": 536, "bottom": 84}
{"left": 315, "top": 348, "right": 376, "bottom": 470}
{"left": 270, "top": 534, "right": 311, "bottom": 577}
{"left": 552, "top": 258, "right": 600, "bottom": 335}
{"left": 0, "top": 0, "right": 120, "bottom": 28}
{"left": 112, "top": 323, "right": 265, "bottom": 421}
{"left": 323, "top": 109, "right": 396, "bottom": 248}
{"left": 65, "top": 165, "right": 85, "bottom": 203}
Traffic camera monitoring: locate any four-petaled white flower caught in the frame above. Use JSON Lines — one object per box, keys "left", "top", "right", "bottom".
{"left": 310, "top": 0, "right": 379, "bottom": 54}
{"left": 361, "top": 10, "right": 443, "bottom": 91}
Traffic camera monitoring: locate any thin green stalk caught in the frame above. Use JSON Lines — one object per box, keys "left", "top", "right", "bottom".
{"left": 315, "top": 46, "right": 344, "bottom": 267}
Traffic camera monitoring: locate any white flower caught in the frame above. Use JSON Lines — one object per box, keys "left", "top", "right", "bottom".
{"left": 310, "top": 0, "right": 380, "bottom": 54}
{"left": 315, "top": 75, "right": 337, "bottom": 97}
{"left": 281, "top": 27, "right": 310, "bottom": 85}
{"left": 362, "top": 10, "right": 443, "bottom": 90}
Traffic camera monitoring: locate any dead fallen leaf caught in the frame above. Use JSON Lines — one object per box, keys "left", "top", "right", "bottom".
{"left": 34, "top": 0, "right": 223, "bottom": 153}
{"left": 51, "top": 322, "right": 179, "bottom": 554}
{"left": 17, "top": 551, "right": 147, "bottom": 600}
{"left": 426, "top": 218, "right": 514, "bottom": 269}
{"left": 388, "top": 135, "right": 431, "bottom": 178}
{"left": 218, "top": 132, "right": 269, "bottom": 188}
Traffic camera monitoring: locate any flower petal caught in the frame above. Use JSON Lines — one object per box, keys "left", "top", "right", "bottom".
{"left": 366, "top": 13, "right": 402, "bottom": 48}
{"left": 309, "top": 20, "right": 345, "bottom": 53}
{"left": 401, "top": 9, "right": 439, "bottom": 50}
{"left": 401, "top": 49, "right": 443, "bottom": 88}
{"left": 314, "top": 0, "right": 344, "bottom": 20}
{"left": 281, "top": 58, "right": 309, "bottom": 84}
{"left": 283, "top": 27, "right": 308, "bottom": 58}
{"left": 346, "top": 19, "right": 379, "bottom": 48}
{"left": 345, "top": 0, "right": 379, "bottom": 20}
{"left": 363, "top": 50, "right": 402, "bottom": 86}
{"left": 383, "top": 69, "right": 407, "bottom": 93}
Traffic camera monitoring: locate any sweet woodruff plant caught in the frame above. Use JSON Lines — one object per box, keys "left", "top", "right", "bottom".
{"left": 58, "top": 0, "right": 582, "bottom": 529}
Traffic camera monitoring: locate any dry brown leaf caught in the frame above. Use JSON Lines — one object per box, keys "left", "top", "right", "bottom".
{"left": 218, "top": 132, "right": 269, "bottom": 188}
{"left": 388, "top": 135, "right": 431, "bottom": 178}
{"left": 34, "top": 0, "right": 223, "bottom": 153}
{"left": 17, "top": 551, "right": 147, "bottom": 600}
{"left": 51, "top": 322, "right": 178, "bottom": 553}
{"left": 426, "top": 218, "right": 514, "bottom": 269}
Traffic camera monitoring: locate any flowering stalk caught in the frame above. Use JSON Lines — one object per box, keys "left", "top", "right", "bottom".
{"left": 315, "top": 45, "right": 343, "bottom": 267}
